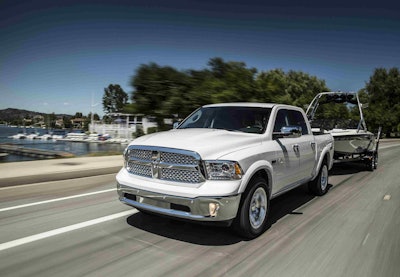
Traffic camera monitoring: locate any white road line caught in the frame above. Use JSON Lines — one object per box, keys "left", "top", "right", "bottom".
{"left": 0, "top": 210, "right": 137, "bottom": 251}
{"left": 362, "top": 233, "right": 370, "bottom": 246}
{"left": 0, "top": 188, "right": 116, "bottom": 212}
{"left": 380, "top": 144, "right": 400, "bottom": 150}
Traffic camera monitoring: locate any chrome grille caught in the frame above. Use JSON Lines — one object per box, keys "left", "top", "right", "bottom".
{"left": 127, "top": 161, "right": 152, "bottom": 178}
{"left": 128, "top": 149, "right": 152, "bottom": 161}
{"left": 160, "top": 152, "right": 198, "bottom": 165}
{"left": 125, "top": 146, "right": 204, "bottom": 183}
{"left": 161, "top": 168, "right": 202, "bottom": 183}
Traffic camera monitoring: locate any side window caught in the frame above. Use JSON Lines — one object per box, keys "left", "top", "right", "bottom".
{"left": 288, "top": 110, "right": 309, "bottom": 135}
{"left": 273, "top": 109, "right": 289, "bottom": 132}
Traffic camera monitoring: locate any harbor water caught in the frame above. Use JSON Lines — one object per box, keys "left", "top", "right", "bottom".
{"left": 0, "top": 126, "right": 127, "bottom": 163}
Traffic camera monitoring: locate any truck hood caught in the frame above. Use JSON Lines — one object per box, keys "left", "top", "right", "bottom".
{"left": 130, "top": 128, "right": 262, "bottom": 160}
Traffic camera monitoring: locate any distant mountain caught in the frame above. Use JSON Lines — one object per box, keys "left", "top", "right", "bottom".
{"left": 0, "top": 108, "right": 71, "bottom": 123}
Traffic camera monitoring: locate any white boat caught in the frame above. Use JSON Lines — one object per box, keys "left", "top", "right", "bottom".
{"left": 62, "top": 132, "right": 88, "bottom": 141}
{"left": 306, "top": 92, "right": 379, "bottom": 165}
{"left": 329, "top": 128, "right": 375, "bottom": 155}
{"left": 11, "top": 133, "right": 26, "bottom": 139}
{"left": 51, "top": 130, "right": 66, "bottom": 140}
{"left": 85, "top": 133, "right": 100, "bottom": 141}
{"left": 40, "top": 134, "right": 53, "bottom": 140}
{"left": 26, "top": 133, "right": 39, "bottom": 140}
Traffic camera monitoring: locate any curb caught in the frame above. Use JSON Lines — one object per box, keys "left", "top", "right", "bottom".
{"left": 0, "top": 166, "right": 121, "bottom": 187}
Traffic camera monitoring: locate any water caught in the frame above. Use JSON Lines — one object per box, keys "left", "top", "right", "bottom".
{"left": 0, "top": 126, "right": 126, "bottom": 163}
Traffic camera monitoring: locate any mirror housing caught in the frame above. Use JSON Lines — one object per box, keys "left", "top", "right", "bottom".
{"left": 273, "top": 126, "right": 302, "bottom": 139}
{"left": 173, "top": 122, "right": 180, "bottom": 129}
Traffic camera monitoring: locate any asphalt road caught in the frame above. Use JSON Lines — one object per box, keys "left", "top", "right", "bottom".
{"left": 1, "top": 142, "right": 399, "bottom": 277}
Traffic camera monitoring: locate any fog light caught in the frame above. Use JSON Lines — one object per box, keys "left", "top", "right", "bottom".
{"left": 209, "top": 203, "right": 220, "bottom": 217}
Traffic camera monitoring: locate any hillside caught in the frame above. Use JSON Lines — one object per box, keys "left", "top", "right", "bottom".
{"left": 0, "top": 108, "right": 71, "bottom": 123}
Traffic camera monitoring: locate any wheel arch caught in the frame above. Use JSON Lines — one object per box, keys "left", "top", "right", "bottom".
{"left": 312, "top": 147, "right": 332, "bottom": 181}
{"left": 239, "top": 161, "right": 273, "bottom": 197}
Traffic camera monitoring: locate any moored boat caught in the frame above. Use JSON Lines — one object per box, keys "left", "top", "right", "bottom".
{"left": 11, "top": 133, "right": 26, "bottom": 139}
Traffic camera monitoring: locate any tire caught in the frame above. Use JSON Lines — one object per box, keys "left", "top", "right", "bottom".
{"left": 308, "top": 162, "right": 329, "bottom": 196}
{"left": 233, "top": 177, "right": 270, "bottom": 239}
{"left": 373, "top": 152, "right": 378, "bottom": 170}
{"left": 366, "top": 152, "right": 378, "bottom": 171}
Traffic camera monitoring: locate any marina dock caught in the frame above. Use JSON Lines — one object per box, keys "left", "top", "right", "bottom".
{"left": 0, "top": 144, "right": 75, "bottom": 159}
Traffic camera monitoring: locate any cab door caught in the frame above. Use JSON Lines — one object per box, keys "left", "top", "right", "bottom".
{"left": 271, "top": 109, "right": 303, "bottom": 193}
{"left": 286, "top": 109, "right": 315, "bottom": 181}
{"left": 271, "top": 109, "right": 316, "bottom": 194}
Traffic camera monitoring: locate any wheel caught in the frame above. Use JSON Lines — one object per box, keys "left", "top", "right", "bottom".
{"left": 373, "top": 152, "right": 378, "bottom": 170}
{"left": 366, "top": 152, "right": 378, "bottom": 171}
{"left": 308, "top": 162, "right": 329, "bottom": 196}
{"left": 233, "top": 177, "right": 270, "bottom": 239}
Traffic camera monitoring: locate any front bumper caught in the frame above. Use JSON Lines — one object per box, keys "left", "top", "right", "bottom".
{"left": 117, "top": 183, "right": 241, "bottom": 222}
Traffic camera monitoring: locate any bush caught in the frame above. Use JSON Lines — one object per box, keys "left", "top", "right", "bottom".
{"left": 133, "top": 127, "right": 145, "bottom": 138}
{"left": 146, "top": 127, "right": 158, "bottom": 134}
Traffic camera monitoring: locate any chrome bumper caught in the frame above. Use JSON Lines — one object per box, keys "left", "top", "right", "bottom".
{"left": 117, "top": 183, "right": 241, "bottom": 222}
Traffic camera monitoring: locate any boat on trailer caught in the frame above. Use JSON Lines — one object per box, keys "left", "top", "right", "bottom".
{"left": 306, "top": 91, "right": 381, "bottom": 171}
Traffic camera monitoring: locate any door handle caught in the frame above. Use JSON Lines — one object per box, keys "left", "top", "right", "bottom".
{"left": 293, "top": 144, "right": 299, "bottom": 152}
{"left": 310, "top": 142, "right": 316, "bottom": 151}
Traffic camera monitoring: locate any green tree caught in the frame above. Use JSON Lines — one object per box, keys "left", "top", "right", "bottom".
{"left": 256, "top": 69, "right": 328, "bottom": 107}
{"left": 285, "top": 70, "right": 329, "bottom": 109}
{"left": 256, "top": 69, "right": 290, "bottom": 103}
{"left": 63, "top": 116, "right": 72, "bottom": 129}
{"left": 129, "top": 63, "right": 191, "bottom": 129}
{"left": 102, "top": 84, "right": 129, "bottom": 114}
{"left": 363, "top": 67, "right": 400, "bottom": 136}
{"left": 206, "top": 57, "right": 258, "bottom": 103}
{"left": 127, "top": 58, "right": 330, "bottom": 130}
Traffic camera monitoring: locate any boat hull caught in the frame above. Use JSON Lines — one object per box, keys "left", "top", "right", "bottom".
{"left": 332, "top": 130, "right": 375, "bottom": 155}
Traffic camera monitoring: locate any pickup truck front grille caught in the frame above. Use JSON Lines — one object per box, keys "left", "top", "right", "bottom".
{"left": 125, "top": 146, "right": 205, "bottom": 183}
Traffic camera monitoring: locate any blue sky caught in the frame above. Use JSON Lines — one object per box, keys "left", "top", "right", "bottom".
{"left": 1, "top": 0, "right": 399, "bottom": 116}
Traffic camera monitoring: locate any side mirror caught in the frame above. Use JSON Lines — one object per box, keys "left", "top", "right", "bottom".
{"left": 273, "top": 126, "right": 302, "bottom": 139}
{"left": 173, "top": 122, "right": 180, "bottom": 129}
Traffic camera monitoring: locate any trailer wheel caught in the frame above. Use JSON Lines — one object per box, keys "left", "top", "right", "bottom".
{"left": 373, "top": 152, "right": 378, "bottom": 170}
{"left": 233, "top": 177, "right": 269, "bottom": 239}
{"left": 367, "top": 152, "right": 378, "bottom": 171}
{"left": 308, "top": 162, "right": 329, "bottom": 196}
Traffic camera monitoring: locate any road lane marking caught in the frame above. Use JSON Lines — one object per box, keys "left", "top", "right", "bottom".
{"left": 362, "top": 233, "right": 370, "bottom": 246}
{"left": 0, "top": 188, "right": 116, "bottom": 212}
{"left": 379, "top": 144, "right": 400, "bottom": 150}
{"left": 0, "top": 210, "right": 137, "bottom": 251}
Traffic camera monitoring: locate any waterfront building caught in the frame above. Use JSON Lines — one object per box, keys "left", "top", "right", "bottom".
{"left": 89, "top": 113, "right": 157, "bottom": 140}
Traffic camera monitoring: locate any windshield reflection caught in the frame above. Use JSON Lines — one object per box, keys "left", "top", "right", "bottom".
{"left": 178, "top": 106, "right": 271, "bottom": 134}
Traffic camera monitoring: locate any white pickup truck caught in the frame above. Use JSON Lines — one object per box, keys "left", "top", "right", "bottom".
{"left": 116, "top": 103, "right": 334, "bottom": 238}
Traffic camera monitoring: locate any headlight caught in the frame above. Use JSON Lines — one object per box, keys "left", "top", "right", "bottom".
{"left": 204, "top": 160, "right": 243, "bottom": 180}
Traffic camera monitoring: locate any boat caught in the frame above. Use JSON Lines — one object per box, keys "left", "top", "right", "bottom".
{"left": 26, "top": 133, "right": 39, "bottom": 140}
{"left": 85, "top": 133, "right": 100, "bottom": 141}
{"left": 51, "top": 129, "right": 66, "bottom": 140}
{"left": 40, "top": 134, "right": 53, "bottom": 140}
{"left": 11, "top": 133, "right": 26, "bottom": 139}
{"left": 61, "top": 132, "right": 88, "bottom": 141}
{"left": 306, "top": 92, "right": 380, "bottom": 169}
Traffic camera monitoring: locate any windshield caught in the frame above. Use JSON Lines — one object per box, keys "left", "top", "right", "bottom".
{"left": 178, "top": 106, "right": 271, "bottom": 134}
